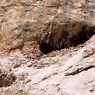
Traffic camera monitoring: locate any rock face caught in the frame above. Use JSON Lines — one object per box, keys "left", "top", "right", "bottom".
{"left": 38, "top": 21, "right": 95, "bottom": 53}
{"left": 0, "top": 65, "right": 15, "bottom": 87}
{"left": 0, "top": 34, "right": 95, "bottom": 95}
{"left": 0, "top": 0, "right": 95, "bottom": 53}
{"left": 0, "top": 0, "right": 95, "bottom": 95}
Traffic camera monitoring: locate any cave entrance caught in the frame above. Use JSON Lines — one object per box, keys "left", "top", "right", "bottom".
{"left": 38, "top": 24, "right": 95, "bottom": 54}
{"left": 71, "top": 25, "right": 95, "bottom": 47}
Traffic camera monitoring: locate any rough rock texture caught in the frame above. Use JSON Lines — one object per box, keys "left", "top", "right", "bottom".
{"left": 0, "top": 0, "right": 95, "bottom": 95}
{"left": 0, "top": 64, "right": 15, "bottom": 87}
{"left": 0, "top": 35, "right": 95, "bottom": 95}
{"left": 0, "top": 0, "right": 95, "bottom": 53}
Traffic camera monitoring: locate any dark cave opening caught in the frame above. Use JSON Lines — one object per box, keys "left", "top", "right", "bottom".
{"left": 71, "top": 25, "right": 95, "bottom": 47}
{"left": 38, "top": 24, "right": 95, "bottom": 54}
{"left": 39, "top": 43, "right": 54, "bottom": 54}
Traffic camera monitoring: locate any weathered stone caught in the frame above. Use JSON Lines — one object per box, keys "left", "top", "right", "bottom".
{"left": 0, "top": 1, "right": 95, "bottom": 95}
{"left": 0, "top": 0, "right": 95, "bottom": 53}
{"left": 0, "top": 65, "right": 15, "bottom": 87}
{"left": 38, "top": 21, "right": 95, "bottom": 53}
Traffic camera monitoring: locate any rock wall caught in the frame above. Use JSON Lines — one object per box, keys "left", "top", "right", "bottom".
{"left": 0, "top": 0, "right": 95, "bottom": 53}
{"left": 0, "top": 1, "right": 95, "bottom": 94}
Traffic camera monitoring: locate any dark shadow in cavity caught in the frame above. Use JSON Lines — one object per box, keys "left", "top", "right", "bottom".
{"left": 38, "top": 22, "right": 95, "bottom": 54}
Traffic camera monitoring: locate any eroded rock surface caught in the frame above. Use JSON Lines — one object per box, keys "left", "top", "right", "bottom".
{"left": 0, "top": 0, "right": 95, "bottom": 95}
{"left": 0, "top": 35, "right": 94, "bottom": 95}
{"left": 0, "top": 0, "right": 95, "bottom": 53}
{"left": 0, "top": 64, "right": 15, "bottom": 87}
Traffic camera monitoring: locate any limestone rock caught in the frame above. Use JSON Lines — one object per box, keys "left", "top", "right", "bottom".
{"left": 0, "top": 65, "right": 15, "bottom": 87}
{"left": 0, "top": 0, "right": 95, "bottom": 95}
{"left": 0, "top": 34, "right": 94, "bottom": 95}
{"left": 0, "top": 0, "right": 95, "bottom": 53}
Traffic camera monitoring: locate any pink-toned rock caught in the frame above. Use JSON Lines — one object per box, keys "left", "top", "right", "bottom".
{"left": 0, "top": 65, "right": 15, "bottom": 87}
{"left": 0, "top": 0, "right": 95, "bottom": 95}
{"left": 0, "top": 0, "right": 94, "bottom": 53}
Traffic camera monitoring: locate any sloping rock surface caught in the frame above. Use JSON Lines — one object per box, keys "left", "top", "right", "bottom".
{"left": 0, "top": 0, "right": 95, "bottom": 95}
{"left": 0, "top": 35, "right": 95, "bottom": 95}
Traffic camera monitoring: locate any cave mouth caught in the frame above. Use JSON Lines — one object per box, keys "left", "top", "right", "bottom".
{"left": 38, "top": 24, "right": 95, "bottom": 54}
{"left": 71, "top": 25, "right": 95, "bottom": 47}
